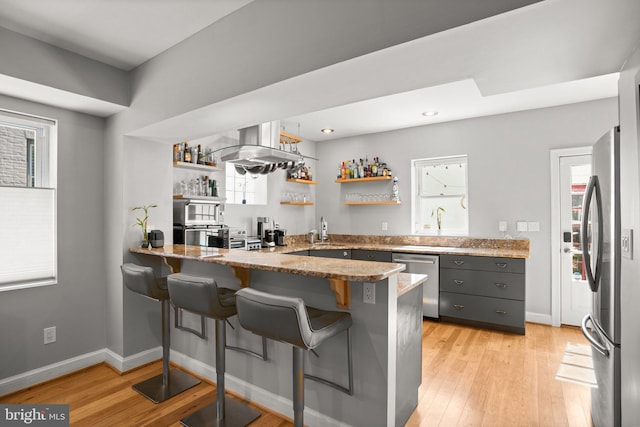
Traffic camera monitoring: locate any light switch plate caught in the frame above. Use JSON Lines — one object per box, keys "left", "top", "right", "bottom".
{"left": 516, "top": 221, "right": 528, "bottom": 232}
{"left": 622, "top": 228, "right": 633, "bottom": 259}
{"left": 527, "top": 221, "right": 540, "bottom": 232}
{"left": 499, "top": 221, "right": 507, "bottom": 232}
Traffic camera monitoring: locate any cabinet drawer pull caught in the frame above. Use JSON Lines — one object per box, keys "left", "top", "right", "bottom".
{"left": 494, "top": 283, "right": 508, "bottom": 288}
{"left": 495, "top": 310, "right": 507, "bottom": 315}
{"left": 367, "top": 255, "right": 375, "bottom": 260}
{"left": 453, "top": 304, "right": 465, "bottom": 310}
{"left": 453, "top": 260, "right": 465, "bottom": 266}
{"left": 454, "top": 280, "right": 465, "bottom": 285}
{"left": 495, "top": 262, "right": 508, "bottom": 269}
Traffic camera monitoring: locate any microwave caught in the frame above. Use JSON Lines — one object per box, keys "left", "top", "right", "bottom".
{"left": 173, "top": 199, "right": 222, "bottom": 226}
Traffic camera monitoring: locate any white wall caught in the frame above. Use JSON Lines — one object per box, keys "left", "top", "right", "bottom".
{"left": 316, "top": 98, "right": 619, "bottom": 321}
{"left": 0, "top": 94, "right": 106, "bottom": 379}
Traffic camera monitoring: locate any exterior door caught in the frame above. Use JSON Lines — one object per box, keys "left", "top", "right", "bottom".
{"left": 559, "top": 154, "right": 592, "bottom": 326}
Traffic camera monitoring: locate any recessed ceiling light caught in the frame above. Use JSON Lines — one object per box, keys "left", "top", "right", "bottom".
{"left": 320, "top": 128, "right": 335, "bottom": 134}
{"left": 421, "top": 111, "right": 438, "bottom": 117}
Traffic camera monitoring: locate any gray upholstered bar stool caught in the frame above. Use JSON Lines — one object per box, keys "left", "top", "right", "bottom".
{"left": 167, "top": 273, "right": 261, "bottom": 427}
{"left": 235, "top": 288, "right": 354, "bottom": 427}
{"left": 120, "top": 264, "right": 201, "bottom": 403}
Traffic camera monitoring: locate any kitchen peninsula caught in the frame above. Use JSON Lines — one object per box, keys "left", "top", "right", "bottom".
{"left": 130, "top": 243, "right": 426, "bottom": 427}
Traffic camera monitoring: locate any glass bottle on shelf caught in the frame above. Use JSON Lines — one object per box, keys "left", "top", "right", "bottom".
{"left": 184, "top": 142, "right": 191, "bottom": 163}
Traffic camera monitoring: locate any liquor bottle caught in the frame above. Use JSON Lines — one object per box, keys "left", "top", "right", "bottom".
{"left": 197, "top": 144, "right": 202, "bottom": 164}
{"left": 353, "top": 160, "right": 359, "bottom": 179}
{"left": 341, "top": 161, "right": 346, "bottom": 180}
{"left": 372, "top": 157, "right": 378, "bottom": 176}
{"left": 183, "top": 142, "right": 191, "bottom": 163}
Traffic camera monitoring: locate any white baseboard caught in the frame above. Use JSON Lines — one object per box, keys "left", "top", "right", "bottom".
{"left": 526, "top": 311, "right": 553, "bottom": 326}
{"left": 104, "top": 346, "right": 162, "bottom": 373}
{"left": 0, "top": 349, "right": 105, "bottom": 397}
{"left": 0, "top": 347, "right": 348, "bottom": 426}
{"left": 170, "top": 349, "right": 350, "bottom": 427}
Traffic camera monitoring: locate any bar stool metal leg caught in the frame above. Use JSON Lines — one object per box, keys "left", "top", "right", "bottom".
{"left": 216, "top": 319, "right": 225, "bottom": 421}
{"left": 132, "top": 299, "right": 201, "bottom": 403}
{"left": 293, "top": 347, "right": 305, "bottom": 427}
{"left": 180, "top": 319, "right": 260, "bottom": 427}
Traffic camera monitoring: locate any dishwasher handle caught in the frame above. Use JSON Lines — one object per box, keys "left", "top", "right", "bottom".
{"left": 393, "top": 258, "right": 436, "bottom": 265}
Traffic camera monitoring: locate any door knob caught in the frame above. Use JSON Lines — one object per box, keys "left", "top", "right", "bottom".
{"left": 563, "top": 247, "right": 572, "bottom": 253}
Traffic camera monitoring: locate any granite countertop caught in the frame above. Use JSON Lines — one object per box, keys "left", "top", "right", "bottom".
{"left": 271, "top": 234, "right": 530, "bottom": 259}
{"left": 130, "top": 244, "right": 406, "bottom": 282}
{"left": 398, "top": 273, "right": 428, "bottom": 297}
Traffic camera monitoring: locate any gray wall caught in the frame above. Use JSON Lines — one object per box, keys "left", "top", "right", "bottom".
{"left": 0, "top": 94, "right": 106, "bottom": 379}
{"left": 315, "top": 98, "right": 619, "bottom": 320}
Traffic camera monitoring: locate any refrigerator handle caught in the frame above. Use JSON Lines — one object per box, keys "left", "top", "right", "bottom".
{"left": 581, "top": 175, "right": 603, "bottom": 292}
{"left": 581, "top": 314, "right": 610, "bottom": 357}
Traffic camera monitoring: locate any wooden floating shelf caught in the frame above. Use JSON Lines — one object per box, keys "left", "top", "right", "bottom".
{"left": 173, "top": 161, "right": 222, "bottom": 172}
{"left": 343, "top": 201, "right": 402, "bottom": 205}
{"left": 279, "top": 131, "right": 302, "bottom": 144}
{"left": 335, "top": 176, "right": 392, "bottom": 183}
{"left": 280, "top": 201, "right": 314, "bottom": 205}
{"left": 173, "top": 195, "right": 226, "bottom": 202}
{"left": 286, "top": 179, "right": 318, "bottom": 185}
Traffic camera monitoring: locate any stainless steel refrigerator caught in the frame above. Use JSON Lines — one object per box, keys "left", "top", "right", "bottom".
{"left": 580, "top": 126, "right": 621, "bottom": 426}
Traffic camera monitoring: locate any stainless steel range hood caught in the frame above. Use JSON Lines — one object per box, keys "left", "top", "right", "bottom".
{"left": 216, "top": 121, "right": 311, "bottom": 174}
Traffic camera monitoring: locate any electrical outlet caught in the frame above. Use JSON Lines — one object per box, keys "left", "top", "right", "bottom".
{"left": 363, "top": 282, "right": 375, "bottom": 304}
{"left": 44, "top": 326, "right": 56, "bottom": 344}
{"left": 499, "top": 221, "right": 507, "bottom": 232}
{"left": 381, "top": 222, "right": 388, "bottom": 231}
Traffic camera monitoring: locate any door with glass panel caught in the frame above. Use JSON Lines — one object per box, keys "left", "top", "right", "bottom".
{"left": 559, "top": 154, "right": 592, "bottom": 326}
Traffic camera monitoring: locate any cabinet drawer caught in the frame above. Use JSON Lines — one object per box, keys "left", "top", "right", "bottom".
{"left": 440, "top": 269, "right": 524, "bottom": 300}
{"left": 440, "top": 255, "right": 525, "bottom": 274}
{"left": 309, "top": 249, "right": 352, "bottom": 259}
{"left": 439, "top": 292, "right": 525, "bottom": 329}
{"left": 352, "top": 249, "right": 392, "bottom": 262}
{"left": 287, "top": 250, "right": 309, "bottom": 256}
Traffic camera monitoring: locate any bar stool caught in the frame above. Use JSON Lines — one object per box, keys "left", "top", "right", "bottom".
{"left": 235, "top": 288, "right": 354, "bottom": 427}
{"left": 120, "top": 264, "right": 201, "bottom": 403}
{"left": 167, "top": 273, "right": 261, "bottom": 427}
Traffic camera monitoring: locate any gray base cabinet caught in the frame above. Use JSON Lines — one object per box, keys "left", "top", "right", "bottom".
{"left": 309, "top": 249, "right": 351, "bottom": 259}
{"left": 439, "top": 254, "right": 526, "bottom": 334}
{"left": 352, "top": 249, "right": 392, "bottom": 262}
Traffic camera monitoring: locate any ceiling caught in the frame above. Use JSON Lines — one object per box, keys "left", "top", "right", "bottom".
{"left": 0, "top": 0, "right": 253, "bottom": 70}
{"left": 0, "top": 0, "right": 638, "bottom": 142}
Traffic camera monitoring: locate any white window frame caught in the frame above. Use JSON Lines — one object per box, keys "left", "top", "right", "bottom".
{"left": 411, "top": 155, "right": 469, "bottom": 235}
{"left": 0, "top": 109, "right": 57, "bottom": 291}
{"left": 224, "top": 163, "right": 267, "bottom": 205}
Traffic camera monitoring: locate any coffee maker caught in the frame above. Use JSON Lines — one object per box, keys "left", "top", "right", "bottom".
{"left": 257, "top": 217, "right": 270, "bottom": 239}
{"left": 274, "top": 229, "right": 286, "bottom": 246}
{"left": 257, "top": 216, "right": 273, "bottom": 247}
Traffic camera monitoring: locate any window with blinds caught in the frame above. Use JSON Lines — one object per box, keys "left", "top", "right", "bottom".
{"left": 0, "top": 110, "right": 57, "bottom": 291}
{"left": 411, "top": 155, "right": 468, "bottom": 235}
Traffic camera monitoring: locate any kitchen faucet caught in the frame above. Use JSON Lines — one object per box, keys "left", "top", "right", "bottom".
{"left": 320, "top": 216, "right": 328, "bottom": 242}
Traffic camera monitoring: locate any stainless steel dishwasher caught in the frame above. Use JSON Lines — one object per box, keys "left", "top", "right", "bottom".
{"left": 392, "top": 253, "right": 439, "bottom": 318}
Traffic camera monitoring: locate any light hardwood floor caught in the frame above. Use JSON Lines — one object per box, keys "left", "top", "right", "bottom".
{"left": 0, "top": 321, "right": 591, "bottom": 426}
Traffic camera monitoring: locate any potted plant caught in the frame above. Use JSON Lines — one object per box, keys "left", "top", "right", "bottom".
{"left": 432, "top": 206, "right": 445, "bottom": 232}
{"left": 132, "top": 204, "right": 157, "bottom": 248}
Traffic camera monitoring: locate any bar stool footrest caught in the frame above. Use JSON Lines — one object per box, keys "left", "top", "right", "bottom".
{"left": 180, "top": 396, "right": 261, "bottom": 427}
{"left": 304, "top": 373, "right": 353, "bottom": 396}
{"left": 132, "top": 369, "right": 201, "bottom": 404}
